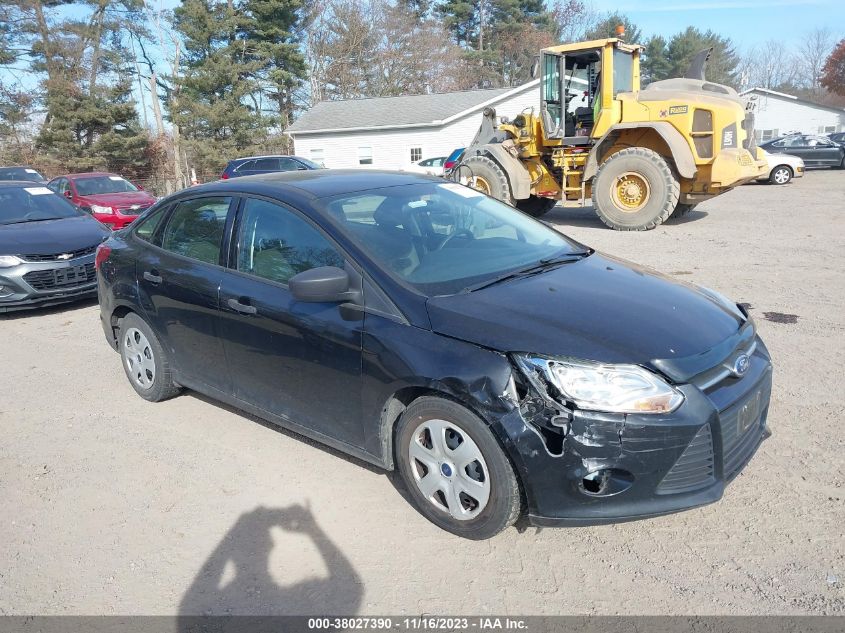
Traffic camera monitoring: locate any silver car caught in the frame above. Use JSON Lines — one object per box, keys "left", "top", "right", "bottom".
{"left": 758, "top": 149, "right": 805, "bottom": 185}
{"left": 0, "top": 181, "right": 110, "bottom": 313}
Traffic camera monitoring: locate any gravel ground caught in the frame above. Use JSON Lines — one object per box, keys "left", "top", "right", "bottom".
{"left": 1, "top": 170, "right": 843, "bottom": 616}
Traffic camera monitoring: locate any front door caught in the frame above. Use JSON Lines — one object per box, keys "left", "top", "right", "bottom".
{"left": 217, "top": 196, "right": 365, "bottom": 447}
{"left": 136, "top": 195, "right": 235, "bottom": 393}
{"left": 810, "top": 137, "right": 842, "bottom": 166}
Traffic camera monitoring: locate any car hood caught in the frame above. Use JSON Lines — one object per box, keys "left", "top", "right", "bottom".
{"left": 0, "top": 215, "right": 110, "bottom": 255}
{"left": 78, "top": 191, "right": 156, "bottom": 207}
{"left": 425, "top": 253, "right": 746, "bottom": 378}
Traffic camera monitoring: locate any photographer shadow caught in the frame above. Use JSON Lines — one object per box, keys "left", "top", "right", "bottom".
{"left": 178, "top": 504, "right": 362, "bottom": 621}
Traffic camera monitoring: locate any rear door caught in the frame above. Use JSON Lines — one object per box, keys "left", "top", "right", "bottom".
{"left": 217, "top": 195, "right": 366, "bottom": 446}
{"left": 135, "top": 195, "right": 236, "bottom": 394}
{"left": 809, "top": 137, "right": 842, "bottom": 166}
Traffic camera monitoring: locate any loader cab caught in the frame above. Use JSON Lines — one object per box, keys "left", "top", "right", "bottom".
{"left": 539, "top": 39, "right": 641, "bottom": 144}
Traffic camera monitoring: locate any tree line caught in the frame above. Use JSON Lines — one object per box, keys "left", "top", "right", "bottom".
{"left": 1, "top": 0, "right": 843, "bottom": 193}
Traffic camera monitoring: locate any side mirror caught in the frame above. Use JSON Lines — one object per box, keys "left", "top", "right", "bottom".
{"left": 289, "top": 266, "right": 358, "bottom": 303}
{"left": 64, "top": 190, "right": 73, "bottom": 198}
{"left": 530, "top": 55, "right": 540, "bottom": 80}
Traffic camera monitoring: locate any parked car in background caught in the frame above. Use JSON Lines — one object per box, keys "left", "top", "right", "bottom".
{"left": 0, "top": 181, "right": 110, "bottom": 312}
{"left": 47, "top": 172, "right": 156, "bottom": 229}
{"left": 97, "top": 170, "right": 772, "bottom": 539}
{"left": 826, "top": 132, "right": 845, "bottom": 145}
{"left": 221, "top": 155, "right": 323, "bottom": 179}
{"left": 443, "top": 148, "right": 465, "bottom": 174}
{"left": 759, "top": 135, "right": 845, "bottom": 169}
{"left": 404, "top": 156, "right": 447, "bottom": 175}
{"left": 757, "top": 149, "right": 804, "bottom": 185}
{"left": 0, "top": 166, "right": 47, "bottom": 183}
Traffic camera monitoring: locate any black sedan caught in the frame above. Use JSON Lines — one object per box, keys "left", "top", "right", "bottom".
{"left": 0, "top": 181, "right": 110, "bottom": 312}
{"left": 760, "top": 135, "right": 845, "bottom": 168}
{"left": 96, "top": 171, "right": 773, "bottom": 539}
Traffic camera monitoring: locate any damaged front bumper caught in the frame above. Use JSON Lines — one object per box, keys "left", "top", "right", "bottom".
{"left": 492, "top": 338, "right": 773, "bottom": 527}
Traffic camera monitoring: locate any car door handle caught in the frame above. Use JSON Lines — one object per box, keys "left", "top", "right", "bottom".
{"left": 143, "top": 270, "right": 162, "bottom": 284}
{"left": 227, "top": 298, "right": 257, "bottom": 315}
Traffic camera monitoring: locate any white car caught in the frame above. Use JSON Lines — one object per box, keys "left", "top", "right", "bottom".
{"left": 758, "top": 149, "right": 804, "bottom": 185}
{"left": 404, "top": 156, "right": 447, "bottom": 176}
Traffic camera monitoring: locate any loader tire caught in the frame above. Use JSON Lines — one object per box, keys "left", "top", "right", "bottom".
{"left": 462, "top": 155, "right": 514, "bottom": 206}
{"left": 516, "top": 195, "right": 558, "bottom": 217}
{"left": 592, "top": 147, "right": 679, "bottom": 231}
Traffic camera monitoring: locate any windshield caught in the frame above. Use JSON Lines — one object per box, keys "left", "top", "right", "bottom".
{"left": 0, "top": 168, "right": 45, "bottom": 182}
{"left": 319, "top": 183, "right": 582, "bottom": 296}
{"left": 0, "top": 186, "right": 84, "bottom": 225}
{"left": 75, "top": 175, "right": 138, "bottom": 196}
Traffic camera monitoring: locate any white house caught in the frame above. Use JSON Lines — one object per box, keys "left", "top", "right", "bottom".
{"left": 287, "top": 79, "right": 586, "bottom": 170}
{"left": 741, "top": 88, "right": 845, "bottom": 142}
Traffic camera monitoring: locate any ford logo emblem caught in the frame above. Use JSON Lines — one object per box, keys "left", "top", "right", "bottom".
{"left": 732, "top": 354, "right": 750, "bottom": 377}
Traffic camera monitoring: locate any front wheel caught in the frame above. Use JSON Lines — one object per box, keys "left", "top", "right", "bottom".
{"left": 516, "top": 195, "right": 558, "bottom": 217}
{"left": 769, "top": 165, "right": 793, "bottom": 185}
{"left": 592, "top": 147, "right": 679, "bottom": 231}
{"left": 459, "top": 155, "right": 514, "bottom": 206}
{"left": 395, "top": 397, "right": 521, "bottom": 539}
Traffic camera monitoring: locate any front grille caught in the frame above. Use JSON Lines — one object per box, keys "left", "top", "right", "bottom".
{"left": 23, "top": 245, "right": 97, "bottom": 262}
{"left": 23, "top": 262, "right": 96, "bottom": 290}
{"left": 656, "top": 424, "right": 715, "bottom": 494}
{"left": 720, "top": 386, "right": 769, "bottom": 480}
{"left": 118, "top": 205, "right": 149, "bottom": 216}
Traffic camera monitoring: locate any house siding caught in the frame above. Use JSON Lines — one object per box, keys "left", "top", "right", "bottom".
{"left": 291, "top": 83, "right": 545, "bottom": 170}
{"left": 745, "top": 90, "right": 845, "bottom": 140}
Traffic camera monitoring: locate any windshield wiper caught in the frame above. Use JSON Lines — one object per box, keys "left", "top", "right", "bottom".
{"left": 461, "top": 250, "right": 592, "bottom": 293}
{"left": 1, "top": 217, "right": 58, "bottom": 225}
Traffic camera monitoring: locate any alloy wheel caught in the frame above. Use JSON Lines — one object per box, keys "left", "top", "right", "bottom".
{"left": 773, "top": 167, "right": 790, "bottom": 184}
{"left": 123, "top": 327, "right": 155, "bottom": 390}
{"left": 408, "top": 418, "right": 491, "bottom": 521}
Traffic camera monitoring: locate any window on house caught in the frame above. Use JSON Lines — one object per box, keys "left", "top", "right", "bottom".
{"left": 358, "top": 147, "right": 373, "bottom": 165}
{"left": 410, "top": 147, "right": 422, "bottom": 163}
{"left": 820, "top": 125, "right": 836, "bottom": 134}
{"left": 757, "top": 129, "right": 778, "bottom": 142}
{"left": 310, "top": 148, "right": 325, "bottom": 166}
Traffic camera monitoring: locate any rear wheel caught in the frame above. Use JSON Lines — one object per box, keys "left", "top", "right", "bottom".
{"left": 461, "top": 155, "right": 514, "bottom": 205}
{"left": 516, "top": 195, "right": 558, "bottom": 217}
{"left": 592, "top": 147, "right": 679, "bottom": 231}
{"left": 119, "top": 312, "right": 181, "bottom": 402}
{"left": 395, "top": 396, "right": 521, "bottom": 539}
{"left": 769, "top": 165, "right": 792, "bottom": 185}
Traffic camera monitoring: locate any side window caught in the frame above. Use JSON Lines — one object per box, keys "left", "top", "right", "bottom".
{"left": 160, "top": 197, "right": 232, "bottom": 265}
{"left": 134, "top": 206, "right": 168, "bottom": 242}
{"left": 277, "top": 157, "right": 301, "bottom": 171}
{"left": 252, "top": 157, "right": 280, "bottom": 171}
{"left": 236, "top": 160, "right": 256, "bottom": 172}
{"left": 236, "top": 198, "right": 345, "bottom": 285}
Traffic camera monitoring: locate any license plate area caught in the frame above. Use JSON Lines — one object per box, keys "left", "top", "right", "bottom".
{"left": 55, "top": 265, "right": 87, "bottom": 286}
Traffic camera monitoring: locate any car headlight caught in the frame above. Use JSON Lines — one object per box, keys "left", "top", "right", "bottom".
{"left": 90, "top": 204, "right": 114, "bottom": 215}
{"left": 0, "top": 255, "right": 24, "bottom": 268}
{"left": 514, "top": 354, "right": 684, "bottom": 414}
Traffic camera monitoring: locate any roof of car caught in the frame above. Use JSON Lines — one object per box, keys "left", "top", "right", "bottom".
{"left": 61, "top": 172, "right": 118, "bottom": 179}
{"left": 191, "top": 169, "right": 440, "bottom": 200}
{"left": 230, "top": 155, "right": 308, "bottom": 161}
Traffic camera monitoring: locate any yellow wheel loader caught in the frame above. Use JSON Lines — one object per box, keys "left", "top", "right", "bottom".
{"left": 453, "top": 34, "right": 767, "bottom": 230}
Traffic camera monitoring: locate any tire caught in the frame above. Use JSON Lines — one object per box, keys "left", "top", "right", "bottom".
{"left": 118, "top": 312, "right": 181, "bottom": 402}
{"left": 395, "top": 396, "right": 521, "bottom": 539}
{"left": 592, "top": 147, "right": 679, "bottom": 231}
{"left": 769, "top": 165, "right": 792, "bottom": 185}
{"left": 516, "top": 195, "right": 558, "bottom": 218}
{"left": 671, "top": 202, "right": 697, "bottom": 218}
{"left": 461, "top": 155, "right": 514, "bottom": 206}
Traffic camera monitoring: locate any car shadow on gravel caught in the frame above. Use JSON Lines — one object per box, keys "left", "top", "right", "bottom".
{"left": 178, "top": 504, "right": 363, "bottom": 619}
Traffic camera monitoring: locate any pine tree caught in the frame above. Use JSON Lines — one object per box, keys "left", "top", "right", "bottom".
{"left": 664, "top": 27, "right": 740, "bottom": 87}
{"left": 642, "top": 35, "right": 671, "bottom": 84}
{"left": 583, "top": 11, "right": 642, "bottom": 44}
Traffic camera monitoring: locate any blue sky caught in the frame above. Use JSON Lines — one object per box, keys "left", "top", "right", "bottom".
{"left": 591, "top": 0, "right": 845, "bottom": 45}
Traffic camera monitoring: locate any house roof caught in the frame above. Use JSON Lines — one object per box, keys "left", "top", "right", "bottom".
{"left": 288, "top": 80, "right": 543, "bottom": 135}
{"left": 740, "top": 87, "right": 845, "bottom": 115}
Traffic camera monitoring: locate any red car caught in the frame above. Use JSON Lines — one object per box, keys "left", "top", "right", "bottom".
{"left": 47, "top": 172, "right": 157, "bottom": 229}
